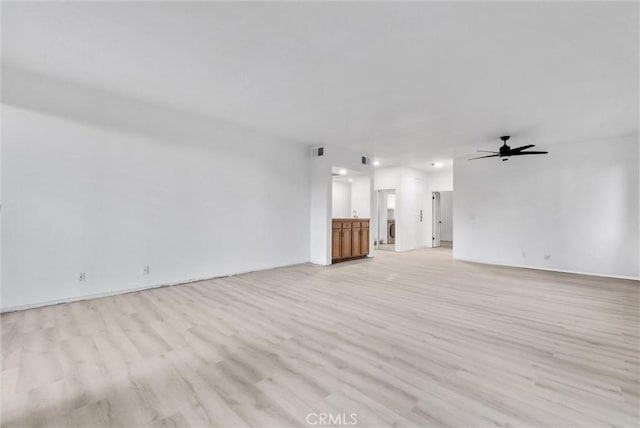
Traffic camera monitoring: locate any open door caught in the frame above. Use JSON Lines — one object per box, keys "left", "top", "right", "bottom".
{"left": 432, "top": 192, "right": 441, "bottom": 247}
{"left": 376, "top": 189, "right": 395, "bottom": 251}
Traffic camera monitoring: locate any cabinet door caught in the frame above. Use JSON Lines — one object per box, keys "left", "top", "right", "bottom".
{"left": 352, "top": 225, "right": 361, "bottom": 256}
{"left": 341, "top": 228, "right": 352, "bottom": 258}
{"left": 332, "top": 228, "right": 342, "bottom": 260}
{"left": 361, "top": 227, "right": 369, "bottom": 255}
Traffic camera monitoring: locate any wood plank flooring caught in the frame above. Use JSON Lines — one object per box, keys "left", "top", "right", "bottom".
{"left": 1, "top": 247, "right": 638, "bottom": 427}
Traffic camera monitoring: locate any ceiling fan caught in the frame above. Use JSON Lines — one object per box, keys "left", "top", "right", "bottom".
{"left": 470, "top": 136, "right": 548, "bottom": 161}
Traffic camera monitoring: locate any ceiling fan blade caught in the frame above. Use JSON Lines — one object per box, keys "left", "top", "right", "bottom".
{"left": 477, "top": 150, "right": 499, "bottom": 153}
{"left": 510, "top": 144, "right": 535, "bottom": 152}
{"left": 469, "top": 154, "right": 500, "bottom": 160}
{"left": 509, "top": 151, "right": 548, "bottom": 156}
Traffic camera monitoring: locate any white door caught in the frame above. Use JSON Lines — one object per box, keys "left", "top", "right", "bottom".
{"left": 415, "top": 178, "right": 425, "bottom": 248}
{"left": 432, "top": 192, "right": 441, "bottom": 247}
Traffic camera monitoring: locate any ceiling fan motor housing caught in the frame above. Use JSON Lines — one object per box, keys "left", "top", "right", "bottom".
{"left": 499, "top": 136, "right": 511, "bottom": 156}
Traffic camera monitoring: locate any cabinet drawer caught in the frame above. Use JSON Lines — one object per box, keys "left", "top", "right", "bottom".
{"left": 342, "top": 222, "right": 352, "bottom": 229}
{"left": 361, "top": 221, "right": 369, "bottom": 229}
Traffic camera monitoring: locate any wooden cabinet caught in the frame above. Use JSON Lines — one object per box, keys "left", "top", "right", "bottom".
{"left": 361, "top": 227, "right": 369, "bottom": 255}
{"left": 332, "top": 227, "right": 342, "bottom": 260}
{"left": 352, "top": 222, "right": 361, "bottom": 256}
{"left": 332, "top": 218, "right": 370, "bottom": 262}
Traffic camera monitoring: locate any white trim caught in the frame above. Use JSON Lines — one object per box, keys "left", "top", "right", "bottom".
{"left": 453, "top": 256, "right": 640, "bottom": 281}
{"left": 0, "top": 261, "right": 309, "bottom": 313}
{"left": 5, "top": 256, "right": 636, "bottom": 313}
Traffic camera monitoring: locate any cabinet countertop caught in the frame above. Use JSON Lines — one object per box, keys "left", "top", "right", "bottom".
{"left": 332, "top": 218, "right": 370, "bottom": 221}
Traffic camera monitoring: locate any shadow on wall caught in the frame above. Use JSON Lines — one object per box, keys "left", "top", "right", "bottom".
{"left": 2, "top": 65, "right": 300, "bottom": 155}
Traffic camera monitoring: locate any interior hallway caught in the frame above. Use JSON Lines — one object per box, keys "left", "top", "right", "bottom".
{"left": 1, "top": 247, "right": 638, "bottom": 427}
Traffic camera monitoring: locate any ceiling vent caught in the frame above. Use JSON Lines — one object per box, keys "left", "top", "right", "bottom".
{"left": 361, "top": 156, "right": 370, "bottom": 165}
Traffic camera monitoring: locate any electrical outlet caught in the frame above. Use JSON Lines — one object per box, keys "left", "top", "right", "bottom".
{"left": 142, "top": 265, "right": 150, "bottom": 275}
{"left": 77, "top": 272, "right": 86, "bottom": 282}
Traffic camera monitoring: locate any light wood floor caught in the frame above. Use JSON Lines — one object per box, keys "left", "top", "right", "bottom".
{"left": 2, "top": 247, "right": 638, "bottom": 427}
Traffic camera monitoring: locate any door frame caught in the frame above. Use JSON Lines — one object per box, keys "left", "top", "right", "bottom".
{"left": 432, "top": 191, "right": 441, "bottom": 248}
{"left": 375, "top": 189, "right": 396, "bottom": 250}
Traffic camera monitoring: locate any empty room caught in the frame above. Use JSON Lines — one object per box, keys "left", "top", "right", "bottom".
{"left": 1, "top": 1, "right": 638, "bottom": 427}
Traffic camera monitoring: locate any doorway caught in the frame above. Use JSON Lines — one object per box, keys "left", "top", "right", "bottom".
{"left": 330, "top": 167, "right": 372, "bottom": 263}
{"left": 432, "top": 191, "right": 453, "bottom": 248}
{"left": 376, "top": 189, "right": 396, "bottom": 251}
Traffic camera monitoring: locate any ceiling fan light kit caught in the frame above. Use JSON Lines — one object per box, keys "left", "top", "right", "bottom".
{"left": 470, "top": 135, "right": 548, "bottom": 161}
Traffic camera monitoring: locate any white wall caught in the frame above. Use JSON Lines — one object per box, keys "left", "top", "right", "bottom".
{"left": 374, "top": 167, "right": 403, "bottom": 191}
{"left": 331, "top": 180, "right": 351, "bottom": 218}
{"left": 439, "top": 191, "right": 453, "bottom": 241}
{"left": 350, "top": 175, "right": 371, "bottom": 219}
{"left": 454, "top": 136, "right": 639, "bottom": 279}
{"left": 309, "top": 152, "right": 331, "bottom": 265}
{"left": 330, "top": 175, "right": 371, "bottom": 220}
{"left": 426, "top": 169, "right": 454, "bottom": 192}
{"left": 1, "top": 69, "right": 311, "bottom": 311}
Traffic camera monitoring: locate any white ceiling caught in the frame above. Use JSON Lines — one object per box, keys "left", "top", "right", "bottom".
{"left": 2, "top": 1, "right": 638, "bottom": 169}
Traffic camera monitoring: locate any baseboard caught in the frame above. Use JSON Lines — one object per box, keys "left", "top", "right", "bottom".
{"left": 0, "top": 259, "right": 310, "bottom": 313}
{"left": 453, "top": 256, "right": 640, "bottom": 281}
{"left": 6, "top": 256, "right": 636, "bottom": 313}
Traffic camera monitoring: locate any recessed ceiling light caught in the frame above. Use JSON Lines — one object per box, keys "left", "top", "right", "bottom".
{"left": 339, "top": 169, "right": 347, "bottom": 175}
{"left": 432, "top": 162, "right": 443, "bottom": 168}
{"left": 373, "top": 160, "right": 380, "bottom": 166}
{"left": 348, "top": 178, "right": 353, "bottom": 182}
